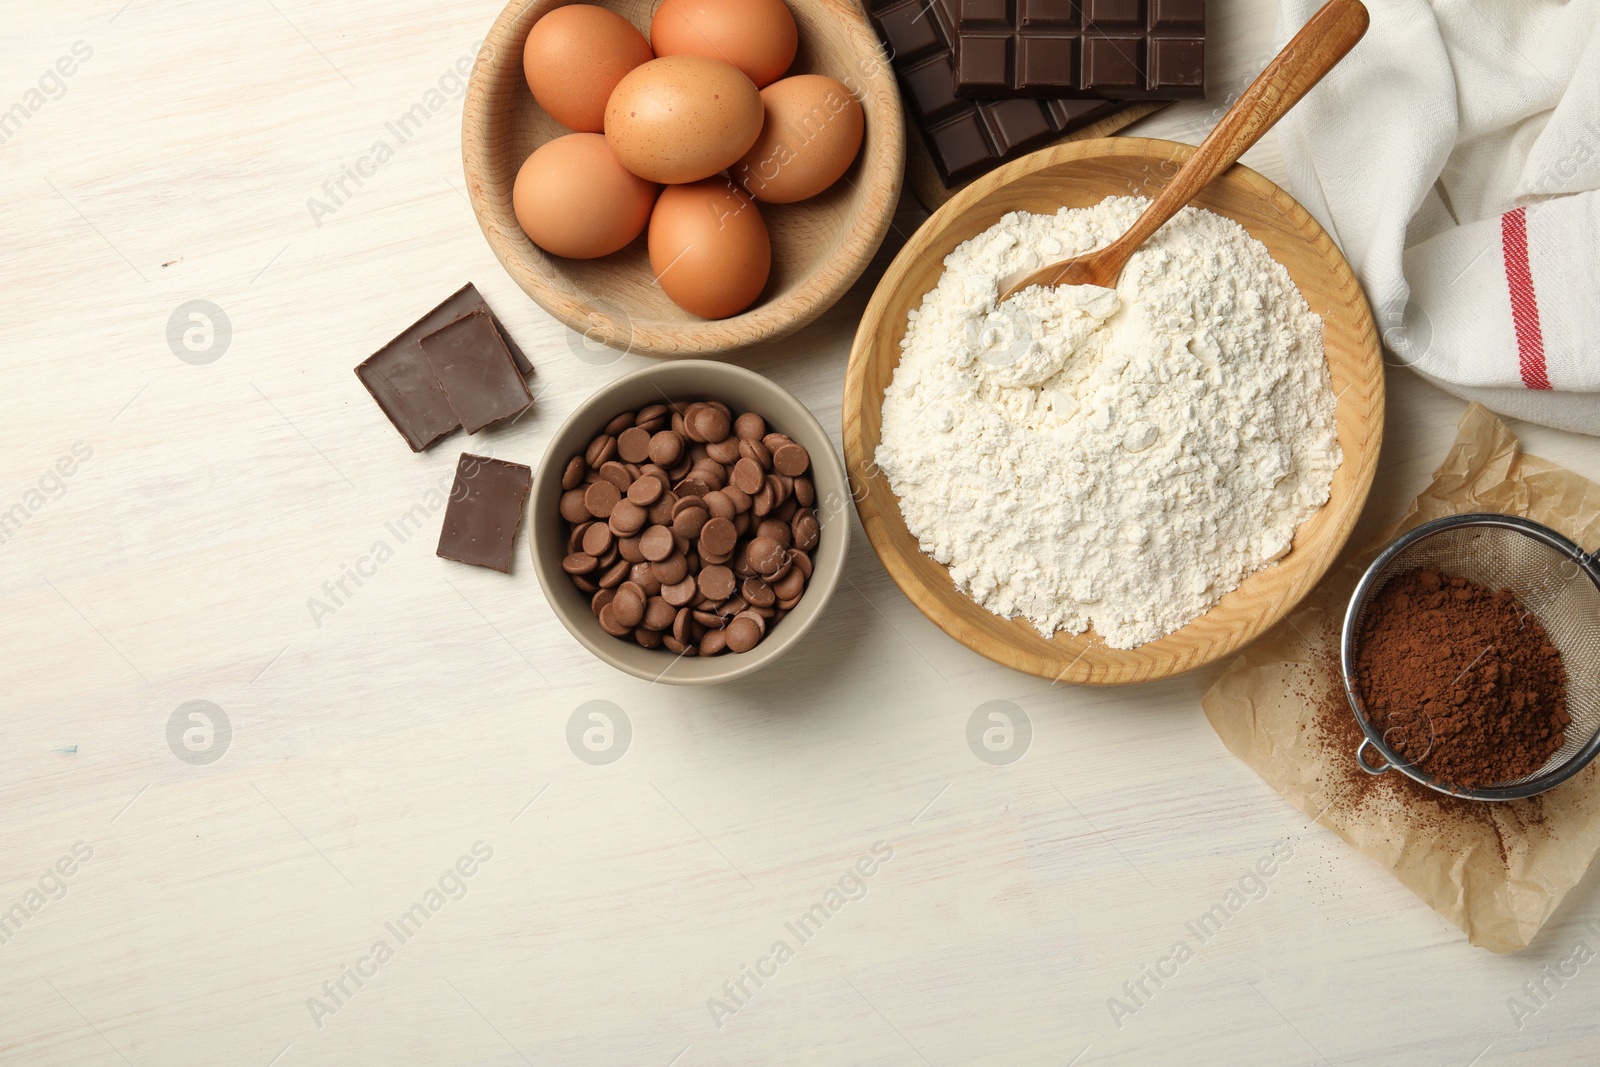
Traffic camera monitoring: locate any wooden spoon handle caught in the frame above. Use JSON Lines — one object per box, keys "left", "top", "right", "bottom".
{"left": 1104, "top": 0, "right": 1369, "bottom": 262}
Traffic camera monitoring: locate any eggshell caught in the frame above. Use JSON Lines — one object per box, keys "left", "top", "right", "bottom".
{"left": 523, "top": 5, "right": 653, "bottom": 132}
{"left": 605, "top": 56, "right": 763, "bottom": 184}
{"left": 650, "top": 0, "right": 798, "bottom": 88}
{"left": 648, "top": 178, "right": 771, "bottom": 318}
{"left": 513, "top": 133, "right": 659, "bottom": 259}
{"left": 731, "top": 75, "right": 865, "bottom": 204}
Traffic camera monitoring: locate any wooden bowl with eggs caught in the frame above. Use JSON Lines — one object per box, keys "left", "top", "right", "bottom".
{"left": 463, "top": 0, "right": 904, "bottom": 357}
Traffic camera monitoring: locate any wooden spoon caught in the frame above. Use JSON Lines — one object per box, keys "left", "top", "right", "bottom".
{"left": 997, "top": 0, "right": 1370, "bottom": 301}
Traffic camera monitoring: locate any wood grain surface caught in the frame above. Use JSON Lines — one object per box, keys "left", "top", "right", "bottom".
{"left": 4, "top": 1, "right": 1600, "bottom": 1065}
{"left": 464, "top": 0, "right": 904, "bottom": 355}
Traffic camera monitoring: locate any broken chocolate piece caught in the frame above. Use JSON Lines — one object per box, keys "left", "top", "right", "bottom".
{"left": 420, "top": 310, "right": 533, "bottom": 435}
{"left": 436, "top": 282, "right": 532, "bottom": 375}
{"left": 355, "top": 283, "right": 532, "bottom": 452}
{"left": 437, "top": 453, "right": 532, "bottom": 573}
{"left": 356, "top": 335, "right": 460, "bottom": 452}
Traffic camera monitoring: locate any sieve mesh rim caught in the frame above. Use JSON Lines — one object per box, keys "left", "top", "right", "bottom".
{"left": 1339, "top": 513, "right": 1600, "bottom": 802}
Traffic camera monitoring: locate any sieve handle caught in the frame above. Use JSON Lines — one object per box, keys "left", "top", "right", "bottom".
{"left": 1355, "top": 739, "right": 1392, "bottom": 776}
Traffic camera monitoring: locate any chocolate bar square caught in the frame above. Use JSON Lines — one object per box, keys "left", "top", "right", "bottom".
{"left": 437, "top": 453, "right": 532, "bottom": 573}
{"left": 1083, "top": 36, "right": 1145, "bottom": 92}
{"left": 1086, "top": 0, "right": 1142, "bottom": 24}
{"left": 419, "top": 310, "right": 533, "bottom": 435}
{"left": 952, "top": 0, "right": 1206, "bottom": 100}
{"left": 1019, "top": 36, "right": 1076, "bottom": 89}
{"left": 1021, "top": 0, "right": 1077, "bottom": 24}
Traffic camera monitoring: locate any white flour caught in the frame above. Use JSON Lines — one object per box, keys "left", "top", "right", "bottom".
{"left": 875, "top": 197, "right": 1340, "bottom": 649}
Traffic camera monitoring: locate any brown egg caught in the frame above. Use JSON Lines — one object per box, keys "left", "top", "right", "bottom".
{"left": 513, "top": 134, "right": 659, "bottom": 259}
{"left": 731, "top": 75, "right": 865, "bottom": 204}
{"left": 650, "top": 0, "right": 798, "bottom": 88}
{"left": 605, "top": 56, "right": 764, "bottom": 184}
{"left": 648, "top": 178, "right": 770, "bottom": 318}
{"left": 523, "top": 5, "right": 653, "bottom": 132}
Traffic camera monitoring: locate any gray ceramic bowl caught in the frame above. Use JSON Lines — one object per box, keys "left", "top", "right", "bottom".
{"left": 530, "top": 361, "right": 850, "bottom": 685}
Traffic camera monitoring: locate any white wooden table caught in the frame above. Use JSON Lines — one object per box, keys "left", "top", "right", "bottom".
{"left": 5, "top": 2, "right": 1600, "bottom": 1064}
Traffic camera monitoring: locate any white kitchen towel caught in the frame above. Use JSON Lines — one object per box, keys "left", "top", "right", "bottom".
{"left": 1273, "top": 0, "right": 1600, "bottom": 434}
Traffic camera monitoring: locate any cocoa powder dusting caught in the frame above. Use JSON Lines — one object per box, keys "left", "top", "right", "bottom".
{"left": 1305, "top": 649, "right": 1550, "bottom": 870}
{"left": 1353, "top": 567, "right": 1570, "bottom": 790}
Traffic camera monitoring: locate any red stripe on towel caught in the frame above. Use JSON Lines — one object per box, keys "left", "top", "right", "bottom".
{"left": 1501, "top": 207, "right": 1551, "bottom": 390}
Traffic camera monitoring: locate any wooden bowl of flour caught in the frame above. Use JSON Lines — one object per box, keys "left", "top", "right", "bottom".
{"left": 842, "top": 137, "right": 1384, "bottom": 685}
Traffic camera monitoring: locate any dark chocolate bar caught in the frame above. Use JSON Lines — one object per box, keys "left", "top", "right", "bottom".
{"left": 954, "top": 0, "right": 1205, "bottom": 101}
{"left": 870, "top": 0, "right": 1132, "bottom": 187}
{"left": 437, "top": 453, "right": 531, "bottom": 573}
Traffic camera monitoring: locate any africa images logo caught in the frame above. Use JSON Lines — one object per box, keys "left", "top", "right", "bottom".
{"left": 306, "top": 842, "right": 495, "bottom": 1029}
{"left": 0, "top": 842, "right": 94, "bottom": 949}
{"left": 706, "top": 841, "right": 893, "bottom": 1029}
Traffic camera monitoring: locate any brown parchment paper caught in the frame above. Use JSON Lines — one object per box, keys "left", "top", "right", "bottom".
{"left": 1203, "top": 404, "right": 1600, "bottom": 953}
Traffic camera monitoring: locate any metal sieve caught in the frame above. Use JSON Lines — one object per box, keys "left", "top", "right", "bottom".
{"left": 1340, "top": 513, "right": 1600, "bottom": 801}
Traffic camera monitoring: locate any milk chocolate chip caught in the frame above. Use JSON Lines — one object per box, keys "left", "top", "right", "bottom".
{"left": 584, "top": 480, "right": 620, "bottom": 519}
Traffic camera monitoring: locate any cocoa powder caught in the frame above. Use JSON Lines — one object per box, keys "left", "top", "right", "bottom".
{"left": 1354, "top": 567, "right": 1570, "bottom": 790}
{"left": 1305, "top": 646, "right": 1549, "bottom": 870}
